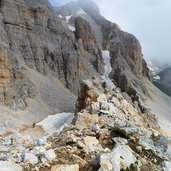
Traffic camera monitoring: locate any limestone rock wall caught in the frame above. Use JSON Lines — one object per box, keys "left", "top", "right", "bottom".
{"left": 74, "top": 17, "right": 104, "bottom": 74}
{"left": 56, "top": 0, "right": 151, "bottom": 101}
{"left": 0, "top": 0, "right": 104, "bottom": 109}
{"left": 0, "top": 0, "right": 151, "bottom": 110}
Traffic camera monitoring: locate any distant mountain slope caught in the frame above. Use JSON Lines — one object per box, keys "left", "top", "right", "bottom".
{"left": 146, "top": 81, "right": 171, "bottom": 136}
{"left": 153, "top": 67, "right": 171, "bottom": 97}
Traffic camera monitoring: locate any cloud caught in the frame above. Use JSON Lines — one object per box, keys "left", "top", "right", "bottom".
{"left": 49, "top": 0, "right": 171, "bottom": 66}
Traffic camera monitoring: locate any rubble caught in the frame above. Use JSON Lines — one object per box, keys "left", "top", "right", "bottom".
{"left": 0, "top": 79, "right": 170, "bottom": 171}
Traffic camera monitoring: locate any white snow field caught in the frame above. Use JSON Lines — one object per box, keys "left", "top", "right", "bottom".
{"left": 102, "top": 50, "right": 115, "bottom": 89}
{"left": 37, "top": 112, "right": 74, "bottom": 135}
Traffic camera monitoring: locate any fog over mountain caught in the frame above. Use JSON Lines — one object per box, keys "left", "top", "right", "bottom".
{"left": 50, "top": 0, "right": 171, "bottom": 67}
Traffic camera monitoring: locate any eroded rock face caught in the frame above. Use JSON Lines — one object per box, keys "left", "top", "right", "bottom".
{"left": 0, "top": 0, "right": 151, "bottom": 112}
{"left": 109, "top": 28, "right": 150, "bottom": 99}
{"left": 74, "top": 17, "right": 104, "bottom": 74}
{"left": 56, "top": 0, "right": 151, "bottom": 105}
{"left": 75, "top": 17, "right": 97, "bottom": 53}
{"left": 0, "top": 0, "right": 104, "bottom": 110}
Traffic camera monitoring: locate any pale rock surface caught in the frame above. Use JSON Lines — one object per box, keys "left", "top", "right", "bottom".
{"left": 32, "top": 146, "right": 46, "bottom": 156}
{"left": 83, "top": 136, "right": 103, "bottom": 152}
{"left": 114, "top": 145, "right": 136, "bottom": 167}
{"left": 0, "top": 161, "right": 22, "bottom": 171}
{"left": 163, "top": 161, "right": 171, "bottom": 171}
{"left": 70, "top": 154, "right": 87, "bottom": 168}
{"left": 0, "top": 0, "right": 169, "bottom": 171}
{"left": 74, "top": 112, "right": 98, "bottom": 129}
{"left": 37, "top": 138, "right": 47, "bottom": 146}
{"left": 24, "top": 153, "right": 39, "bottom": 165}
{"left": 97, "top": 94, "right": 108, "bottom": 103}
{"left": 91, "top": 123, "right": 100, "bottom": 132}
{"left": 51, "top": 164, "right": 79, "bottom": 171}
{"left": 99, "top": 160, "right": 113, "bottom": 171}
{"left": 44, "top": 149, "right": 56, "bottom": 161}
{"left": 99, "top": 145, "right": 136, "bottom": 171}
{"left": 99, "top": 150, "right": 121, "bottom": 171}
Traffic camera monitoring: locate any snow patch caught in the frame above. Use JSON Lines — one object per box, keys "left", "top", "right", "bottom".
{"left": 68, "top": 25, "right": 75, "bottom": 31}
{"left": 147, "top": 61, "right": 160, "bottom": 72}
{"left": 101, "top": 50, "right": 115, "bottom": 89}
{"left": 58, "top": 15, "right": 62, "bottom": 18}
{"left": 37, "top": 113, "right": 74, "bottom": 135}
{"left": 147, "top": 61, "right": 161, "bottom": 78}
{"left": 154, "top": 75, "right": 160, "bottom": 80}
{"left": 65, "top": 15, "right": 72, "bottom": 22}
{"left": 76, "top": 8, "right": 87, "bottom": 15}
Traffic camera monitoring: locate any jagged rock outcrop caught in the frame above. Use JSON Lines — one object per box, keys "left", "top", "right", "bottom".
{"left": 0, "top": 0, "right": 106, "bottom": 112}
{"left": 106, "top": 26, "right": 150, "bottom": 100}
{"left": 74, "top": 17, "right": 104, "bottom": 74}
{"left": 56, "top": 0, "right": 150, "bottom": 105}
{"left": 0, "top": 0, "right": 169, "bottom": 140}
{"left": 0, "top": 0, "right": 152, "bottom": 114}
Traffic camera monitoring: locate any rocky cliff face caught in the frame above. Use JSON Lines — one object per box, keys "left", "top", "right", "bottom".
{"left": 55, "top": 0, "right": 151, "bottom": 113}
{"left": 0, "top": 0, "right": 150, "bottom": 113}
{"left": 0, "top": 0, "right": 106, "bottom": 113}
{"left": 0, "top": 0, "right": 171, "bottom": 170}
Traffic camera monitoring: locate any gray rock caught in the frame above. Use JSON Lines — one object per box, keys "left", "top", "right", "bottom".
{"left": 44, "top": 149, "right": 56, "bottom": 161}
{"left": 24, "top": 153, "right": 39, "bottom": 165}
{"left": 153, "top": 135, "right": 168, "bottom": 153}
{"left": 0, "top": 161, "right": 22, "bottom": 171}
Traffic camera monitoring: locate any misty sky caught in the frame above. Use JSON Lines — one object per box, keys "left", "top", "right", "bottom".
{"left": 50, "top": 0, "right": 171, "bottom": 66}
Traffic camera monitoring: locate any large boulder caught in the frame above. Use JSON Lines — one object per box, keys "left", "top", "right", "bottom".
{"left": 51, "top": 164, "right": 79, "bottom": 171}
{"left": 99, "top": 145, "right": 136, "bottom": 171}
{"left": 0, "top": 161, "right": 22, "bottom": 171}
{"left": 83, "top": 136, "right": 103, "bottom": 153}
{"left": 24, "top": 153, "right": 39, "bottom": 165}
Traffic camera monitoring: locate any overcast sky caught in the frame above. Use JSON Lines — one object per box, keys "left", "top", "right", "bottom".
{"left": 49, "top": 0, "right": 171, "bottom": 66}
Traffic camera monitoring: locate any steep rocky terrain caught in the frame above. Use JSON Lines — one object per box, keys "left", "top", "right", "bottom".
{"left": 0, "top": 0, "right": 170, "bottom": 170}
{"left": 0, "top": 0, "right": 151, "bottom": 128}
{"left": 1, "top": 0, "right": 150, "bottom": 107}
{"left": 153, "top": 67, "right": 171, "bottom": 97}
{"left": 0, "top": 78, "right": 170, "bottom": 171}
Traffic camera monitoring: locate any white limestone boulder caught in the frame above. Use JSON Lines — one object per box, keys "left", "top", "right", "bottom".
{"left": 0, "top": 161, "right": 22, "bottom": 171}
{"left": 51, "top": 164, "right": 79, "bottom": 171}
